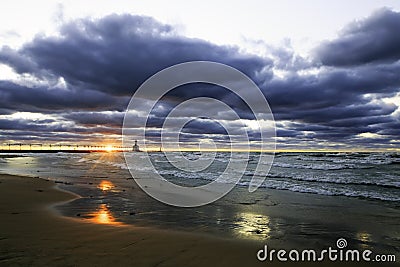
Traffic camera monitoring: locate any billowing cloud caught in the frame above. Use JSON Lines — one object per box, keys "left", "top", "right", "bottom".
{"left": 0, "top": 14, "right": 271, "bottom": 97}
{"left": 315, "top": 8, "right": 400, "bottom": 66}
{"left": 0, "top": 81, "right": 127, "bottom": 113}
{"left": 0, "top": 11, "right": 399, "bottom": 150}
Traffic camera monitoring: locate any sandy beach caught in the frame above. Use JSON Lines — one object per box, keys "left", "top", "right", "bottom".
{"left": 0, "top": 174, "right": 270, "bottom": 266}
{"left": 0, "top": 173, "right": 398, "bottom": 266}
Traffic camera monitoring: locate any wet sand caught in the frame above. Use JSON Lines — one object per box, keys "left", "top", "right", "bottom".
{"left": 0, "top": 174, "right": 265, "bottom": 266}
{"left": 0, "top": 174, "right": 397, "bottom": 266}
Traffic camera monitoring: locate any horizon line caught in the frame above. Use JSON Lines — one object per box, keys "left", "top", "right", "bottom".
{"left": 0, "top": 148, "right": 398, "bottom": 153}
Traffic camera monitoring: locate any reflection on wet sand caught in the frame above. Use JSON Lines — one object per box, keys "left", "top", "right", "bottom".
{"left": 98, "top": 180, "right": 114, "bottom": 191}
{"left": 356, "top": 231, "right": 372, "bottom": 249}
{"left": 88, "top": 204, "right": 123, "bottom": 226}
{"left": 234, "top": 212, "right": 271, "bottom": 240}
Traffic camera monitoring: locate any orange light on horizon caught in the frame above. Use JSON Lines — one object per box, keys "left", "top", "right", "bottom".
{"left": 105, "top": 145, "right": 114, "bottom": 152}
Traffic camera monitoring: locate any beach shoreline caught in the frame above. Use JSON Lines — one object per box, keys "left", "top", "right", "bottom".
{"left": 0, "top": 173, "right": 270, "bottom": 266}
{"left": 1, "top": 173, "right": 398, "bottom": 266}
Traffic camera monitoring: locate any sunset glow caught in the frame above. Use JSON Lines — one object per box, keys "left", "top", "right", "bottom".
{"left": 88, "top": 204, "right": 123, "bottom": 226}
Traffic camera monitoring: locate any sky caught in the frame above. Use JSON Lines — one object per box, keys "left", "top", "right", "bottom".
{"left": 0, "top": 0, "right": 400, "bottom": 151}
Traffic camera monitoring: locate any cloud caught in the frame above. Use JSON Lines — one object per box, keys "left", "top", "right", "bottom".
{"left": 0, "top": 46, "right": 38, "bottom": 74}
{"left": 0, "top": 14, "right": 271, "bottom": 97}
{"left": 0, "top": 11, "right": 399, "bottom": 150}
{"left": 315, "top": 8, "right": 400, "bottom": 66}
{"left": 63, "top": 111, "right": 124, "bottom": 127}
{"left": 0, "top": 80, "right": 128, "bottom": 112}
{"left": 181, "top": 118, "right": 227, "bottom": 135}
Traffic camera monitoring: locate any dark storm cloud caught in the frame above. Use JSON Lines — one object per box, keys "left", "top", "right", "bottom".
{"left": 0, "top": 118, "right": 58, "bottom": 131}
{"left": 0, "top": 14, "right": 273, "bottom": 145}
{"left": 0, "top": 109, "right": 14, "bottom": 115}
{"left": 262, "top": 10, "right": 400, "bottom": 146}
{"left": 0, "top": 14, "right": 271, "bottom": 97}
{"left": 0, "top": 117, "right": 120, "bottom": 135}
{"left": 316, "top": 8, "right": 400, "bottom": 66}
{"left": 275, "top": 129, "right": 300, "bottom": 138}
{"left": 266, "top": 61, "right": 400, "bottom": 112}
{"left": 377, "top": 120, "right": 400, "bottom": 136}
{"left": 63, "top": 111, "right": 124, "bottom": 127}
{"left": 181, "top": 118, "right": 227, "bottom": 135}
{"left": 274, "top": 100, "right": 396, "bottom": 123}
{"left": 178, "top": 132, "right": 230, "bottom": 143}
{"left": 0, "top": 11, "right": 399, "bottom": 148}
{"left": 0, "top": 80, "right": 127, "bottom": 112}
{"left": 0, "top": 46, "right": 38, "bottom": 74}
{"left": 263, "top": 60, "right": 400, "bottom": 144}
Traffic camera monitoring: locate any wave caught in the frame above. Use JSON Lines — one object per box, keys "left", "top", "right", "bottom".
{"left": 288, "top": 153, "right": 396, "bottom": 165}
{"left": 272, "top": 161, "right": 373, "bottom": 170}
{"left": 279, "top": 175, "right": 400, "bottom": 189}
{"left": 242, "top": 172, "right": 400, "bottom": 190}
{"left": 238, "top": 177, "right": 400, "bottom": 202}
{"left": 259, "top": 183, "right": 400, "bottom": 202}
{"left": 60, "top": 152, "right": 400, "bottom": 202}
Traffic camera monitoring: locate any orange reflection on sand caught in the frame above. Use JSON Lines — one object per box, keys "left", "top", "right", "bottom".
{"left": 98, "top": 180, "right": 114, "bottom": 191}
{"left": 89, "top": 204, "right": 123, "bottom": 226}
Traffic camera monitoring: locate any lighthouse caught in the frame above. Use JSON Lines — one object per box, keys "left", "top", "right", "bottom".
{"left": 132, "top": 140, "right": 140, "bottom": 152}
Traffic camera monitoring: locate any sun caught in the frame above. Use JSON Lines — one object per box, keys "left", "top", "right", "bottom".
{"left": 105, "top": 145, "right": 113, "bottom": 152}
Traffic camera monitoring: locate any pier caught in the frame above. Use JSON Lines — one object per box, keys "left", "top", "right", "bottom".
{"left": 0, "top": 143, "right": 132, "bottom": 153}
